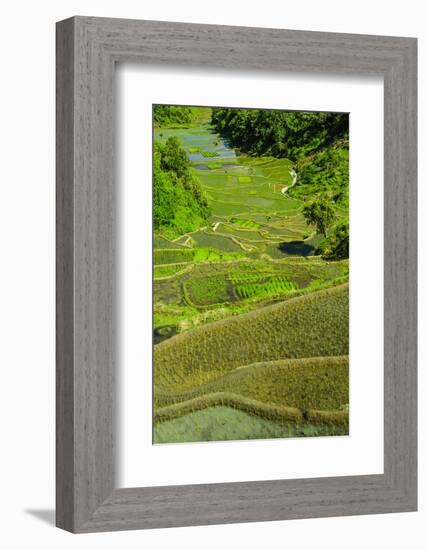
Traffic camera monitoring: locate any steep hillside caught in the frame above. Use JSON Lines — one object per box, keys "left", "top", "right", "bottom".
{"left": 154, "top": 283, "right": 349, "bottom": 392}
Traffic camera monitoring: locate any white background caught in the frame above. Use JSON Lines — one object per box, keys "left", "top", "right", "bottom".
{"left": 118, "top": 67, "right": 384, "bottom": 488}
{"left": 0, "top": 1, "right": 425, "bottom": 549}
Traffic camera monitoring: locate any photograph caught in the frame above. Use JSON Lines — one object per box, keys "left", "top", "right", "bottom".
{"left": 0, "top": 1, "right": 418, "bottom": 540}
{"left": 152, "top": 104, "right": 350, "bottom": 444}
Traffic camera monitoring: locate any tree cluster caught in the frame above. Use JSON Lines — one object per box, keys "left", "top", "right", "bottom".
{"left": 153, "top": 105, "right": 193, "bottom": 127}
{"left": 316, "top": 221, "right": 349, "bottom": 260}
{"left": 211, "top": 108, "right": 348, "bottom": 160}
{"left": 153, "top": 137, "right": 211, "bottom": 237}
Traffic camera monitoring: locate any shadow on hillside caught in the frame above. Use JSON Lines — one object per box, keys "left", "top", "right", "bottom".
{"left": 278, "top": 241, "right": 315, "bottom": 256}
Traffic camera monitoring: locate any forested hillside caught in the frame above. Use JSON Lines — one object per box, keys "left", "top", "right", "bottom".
{"left": 211, "top": 108, "right": 349, "bottom": 259}
{"left": 211, "top": 108, "right": 349, "bottom": 205}
{"left": 153, "top": 105, "right": 193, "bottom": 127}
{"left": 153, "top": 137, "right": 211, "bottom": 238}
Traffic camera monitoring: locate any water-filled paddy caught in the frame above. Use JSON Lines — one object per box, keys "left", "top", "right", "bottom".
{"left": 155, "top": 125, "right": 302, "bottom": 220}
{"left": 153, "top": 118, "right": 340, "bottom": 340}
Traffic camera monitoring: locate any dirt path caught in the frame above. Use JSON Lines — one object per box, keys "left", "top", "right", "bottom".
{"left": 281, "top": 168, "right": 297, "bottom": 195}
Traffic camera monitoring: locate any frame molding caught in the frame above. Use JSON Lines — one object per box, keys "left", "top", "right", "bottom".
{"left": 56, "top": 16, "right": 417, "bottom": 532}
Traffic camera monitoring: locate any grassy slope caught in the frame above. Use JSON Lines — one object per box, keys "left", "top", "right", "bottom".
{"left": 154, "top": 356, "right": 348, "bottom": 428}
{"left": 155, "top": 355, "right": 348, "bottom": 411}
{"left": 154, "top": 283, "right": 349, "bottom": 392}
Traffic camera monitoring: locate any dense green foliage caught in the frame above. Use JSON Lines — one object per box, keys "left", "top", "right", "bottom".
{"left": 154, "top": 105, "right": 212, "bottom": 128}
{"left": 153, "top": 105, "right": 193, "bottom": 127}
{"left": 303, "top": 197, "right": 335, "bottom": 237}
{"left": 317, "top": 221, "right": 350, "bottom": 260}
{"left": 211, "top": 108, "right": 348, "bottom": 161}
{"left": 153, "top": 137, "right": 211, "bottom": 237}
{"left": 296, "top": 146, "right": 349, "bottom": 204}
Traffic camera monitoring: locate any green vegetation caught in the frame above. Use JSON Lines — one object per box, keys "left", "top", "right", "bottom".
{"left": 154, "top": 264, "right": 190, "bottom": 279}
{"left": 303, "top": 197, "right": 335, "bottom": 237}
{"left": 232, "top": 218, "right": 260, "bottom": 229}
{"left": 296, "top": 146, "right": 349, "bottom": 205}
{"left": 153, "top": 105, "right": 193, "bottom": 127}
{"left": 192, "top": 248, "right": 244, "bottom": 262}
{"left": 154, "top": 284, "right": 349, "bottom": 391}
{"left": 317, "top": 221, "right": 350, "bottom": 260}
{"left": 211, "top": 107, "right": 349, "bottom": 216}
{"left": 154, "top": 353, "right": 349, "bottom": 440}
{"left": 154, "top": 248, "right": 195, "bottom": 265}
{"left": 184, "top": 276, "right": 231, "bottom": 306}
{"left": 189, "top": 230, "right": 243, "bottom": 252}
{"left": 153, "top": 235, "right": 188, "bottom": 249}
{"left": 154, "top": 406, "right": 348, "bottom": 444}
{"left": 154, "top": 105, "right": 212, "bottom": 128}
{"left": 153, "top": 257, "right": 349, "bottom": 336}
{"left": 235, "top": 275, "right": 297, "bottom": 299}
{"left": 156, "top": 356, "right": 348, "bottom": 411}
{"left": 211, "top": 107, "right": 348, "bottom": 163}
{"left": 153, "top": 105, "right": 349, "bottom": 443}
{"left": 154, "top": 247, "right": 245, "bottom": 266}
{"left": 154, "top": 137, "right": 211, "bottom": 238}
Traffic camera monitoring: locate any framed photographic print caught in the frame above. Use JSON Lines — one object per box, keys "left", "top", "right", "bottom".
{"left": 56, "top": 17, "right": 417, "bottom": 532}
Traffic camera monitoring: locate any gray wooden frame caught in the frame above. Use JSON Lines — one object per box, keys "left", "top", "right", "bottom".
{"left": 56, "top": 16, "right": 417, "bottom": 533}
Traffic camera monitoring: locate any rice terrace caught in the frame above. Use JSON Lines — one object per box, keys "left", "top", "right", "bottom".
{"left": 152, "top": 104, "right": 349, "bottom": 443}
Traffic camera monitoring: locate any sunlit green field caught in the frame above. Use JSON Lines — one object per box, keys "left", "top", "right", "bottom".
{"left": 153, "top": 107, "right": 349, "bottom": 443}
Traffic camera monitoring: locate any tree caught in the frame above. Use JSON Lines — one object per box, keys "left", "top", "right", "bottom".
{"left": 317, "top": 221, "right": 349, "bottom": 260}
{"left": 160, "top": 137, "right": 190, "bottom": 179}
{"left": 153, "top": 105, "right": 193, "bottom": 127}
{"left": 302, "top": 197, "right": 335, "bottom": 237}
{"left": 153, "top": 144, "right": 176, "bottom": 230}
{"left": 153, "top": 139, "right": 210, "bottom": 238}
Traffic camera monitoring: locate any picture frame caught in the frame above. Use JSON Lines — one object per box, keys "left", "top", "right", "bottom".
{"left": 56, "top": 16, "right": 417, "bottom": 533}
